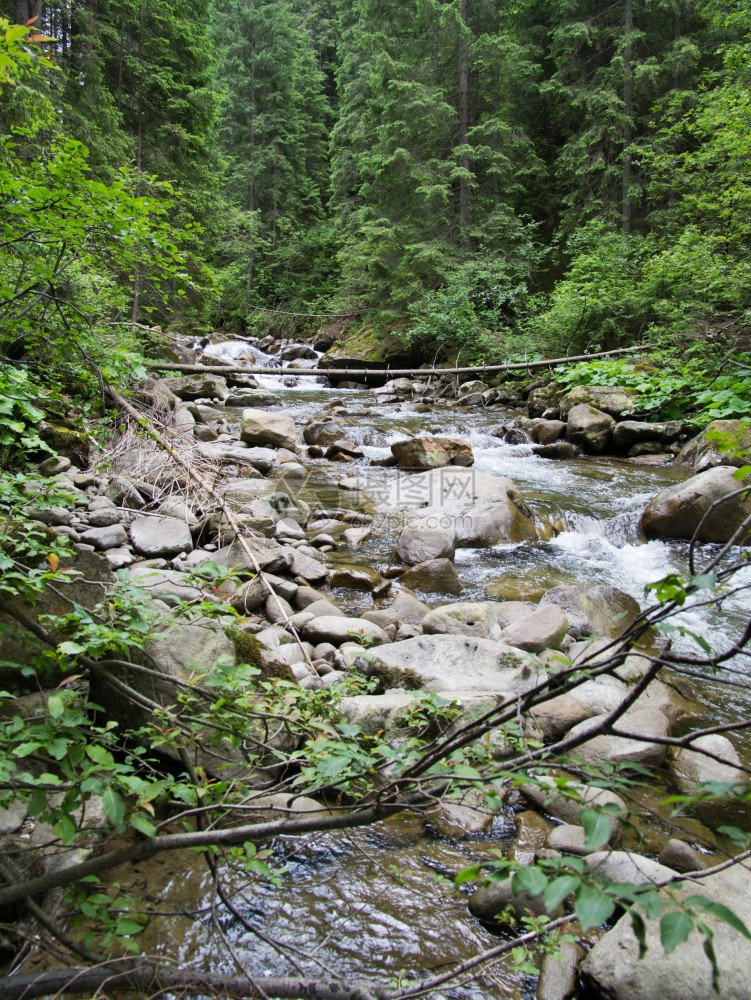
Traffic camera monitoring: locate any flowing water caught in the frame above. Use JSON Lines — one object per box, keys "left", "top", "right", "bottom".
{"left": 133, "top": 341, "right": 751, "bottom": 997}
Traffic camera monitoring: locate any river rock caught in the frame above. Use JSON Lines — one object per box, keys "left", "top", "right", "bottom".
{"left": 339, "top": 690, "right": 423, "bottom": 735}
{"left": 369, "top": 635, "right": 546, "bottom": 694}
{"left": 391, "top": 436, "right": 474, "bottom": 470}
{"left": 428, "top": 786, "right": 496, "bottom": 838}
{"left": 127, "top": 565, "right": 205, "bottom": 604}
{"left": 301, "top": 616, "right": 389, "bottom": 646}
{"left": 422, "top": 602, "right": 495, "bottom": 639}
{"left": 565, "top": 404, "right": 616, "bottom": 453}
{"left": 566, "top": 707, "right": 670, "bottom": 769}
{"left": 580, "top": 858, "right": 751, "bottom": 1000}
{"left": 612, "top": 419, "right": 683, "bottom": 450}
{"left": 468, "top": 877, "right": 548, "bottom": 925}
{"left": 674, "top": 419, "right": 751, "bottom": 473}
{"left": 536, "top": 940, "right": 585, "bottom": 1000}
{"left": 214, "top": 536, "right": 290, "bottom": 574}
{"left": 129, "top": 516, "right": 193, "bottom": 558}
{"left": 281, "top": 343, "right": 317, "bottom": 361}
{"left": 532, "top": 441, "right": 580, "bottom": 460}
{"left": 398, "top": 558, "right": 463, "bottom": 595}
{"left": 658, "top": 838, "right": 706, "bottom": 873}
{"left": 225, "top": 388, "right": 281, "bottom": 407}
{"left": 240, "top": 408, "right": 297, "bottom": 450}
{"left": 396, "top": 524, "right": 456, "bottom": 564}
{"left": 499, "top": 604, "right": 568, "bottom": 653}
{"left": 80, "top": 523, "right": 129, "bottom": 550}
{"left": 539, "top": 584, "right": 639, "bottom": 638}
{"left": 168, "top": 374, "right": 229, "bottom": 401}
{"left": 361, "top": 591, "right": 430, "bottom": 629}
{"left": 670, "top": 734, "right": 747, "bottom": 792}
{"left": 530, "top": 693, "right": 598, "bottom": 743}
{"left": 560, "top": 385, "right": 639, "bottom": 420}
{"left": 520, "top": 777, "right": 627, "bottom": 841}
{"left": 330, "top": 565, "right": 383, "bottom": 591}
{"left": 639, "top": 466, "right": 751, "bottom": 543}
{"left": 303, "top": 419, "right": 347, "bottom": 446}
{"left": 286, "top": 548, "right": 328, "bottom": 582}
{"left": 528, "top": 385, "right": 563, "bottom": 419}
{"left": 545, "top": 824, "right": 590, "bottom": 854}
{"left": 530, "top": 419, "right": 566, "bottom": 445}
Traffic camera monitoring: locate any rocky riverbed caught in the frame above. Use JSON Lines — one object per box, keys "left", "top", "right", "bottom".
{"left": 5, "top": 334, "right": 751, "bottom": 1000}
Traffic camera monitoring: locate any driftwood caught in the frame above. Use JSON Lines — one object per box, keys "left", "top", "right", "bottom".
{"left": 147, "top": 344, "right": 649, "bottom": 378}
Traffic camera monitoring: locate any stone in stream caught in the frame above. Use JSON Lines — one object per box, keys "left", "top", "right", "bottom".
{"left": 559, "top": 384, "right": 639, "bottom": 420}
{"left": 658, "top": 838, "right": 706, "bottom": 873}
{"left": 129, "top": 516, "right": 194, "bottom": 558}
{"left": 468, "top": 878, "right": 550, "bottom": 926}
{"left": 303, "top": 419, "right": 347, "bottom": 446}
{"left": 498, "top": 604, "right": 568, "bottom": 652}
{"left": 565, "top": 706, "right": 671, "bottom": 769}
{"left": 396, "top": 524, "right": 456, "bottom": 564}
{"left": 580, "top": 854, "right": 751, "bottom": 1000}
{"left": 167, "top": 374, "right": 230, "bottom": 401}
{"left": 530, "top": 418, "right": 566, "bottom": 444}
{"left": 225, "top": 388, "right": 281, "bottom": 407}
{"left": 612, "top": 419, "right": 684, "bottom": 450}
{"left": 565, "top": 403, "right": 616, "bottom": 454}
{"left": 519, "top": 776, "right": 627, "bottom": 842}
{"left": 639, "top": 466, "right": 751, "bottom": 543}
{"left": 390, "top": 436, "right": 474, "bottom": 470}
{"left": 240, "top": 408, "right": 297, "bottom": 450}
{"left": 539, "top": 584, "right": 640, "bottom": 639}
{"left": 369, "top": 634, "right": 546, "bottom": 694}
{"left": 531, "top": 441, "right": 580, "bottom": 460}
{"left": 536, "top": 941, "right": 585, "bottom": 1000}
{"left": 421, "top": 602, "right": 496, "bottom": 639}
{"left": 329, "top": 564, "right": 383, "bottom": 591}
{"left": 670, "top": 733, "right": 747, "bottom": 792}
{"left": 527, "top": 384, "right": 563, "bottom": 418}
{"left": 674, "top": 418, "right": 751, "bottom": 473}
{"left": 301, "top": 616, "right": 389, "bottom": 647}
{"left": 398, "top": 558, "right": 463, "bottom": 595}
{"left": 213, "top": 536, "right": 291, "bottom": 575}
{"left": 361, "top": 590, "right": 430, "bottom": 630}
{"left": 281, "top": 343, "right": 318, "bottom": 361}
{"left": 530, "top": 692, "right": 598, "bottom": 743}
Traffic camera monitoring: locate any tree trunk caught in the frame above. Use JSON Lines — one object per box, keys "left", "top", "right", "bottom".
{"left": 458, "top": 0, "right": 471, "bottom": 242}
{"left": 247, "top": 23, "right": 256, "bottom": 297}
{"left": 622, "top": 0, "right": 633, "bottom": 235}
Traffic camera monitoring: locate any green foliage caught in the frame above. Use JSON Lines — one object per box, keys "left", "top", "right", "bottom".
{"left": 0, "top": 367, "right": 49, "bottom": 466}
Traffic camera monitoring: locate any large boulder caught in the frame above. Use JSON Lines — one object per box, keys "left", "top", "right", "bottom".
{"left": 391, "top": 436, "right": 474, "bottom": 470}
{"left": 167, "top": 374, "right": 229, "bottom": 401}
{"left": 240, "top": 409, "right": 297, "bottom": 450}
{"left": 581, "top": 858, "right": 751, "bottom": 1000}
{"left": 369, "top": 634, "right": 546, "bottom": 694}
{"left": 560, "top": 385, "right": 639, "bottom": 420}
{"left": 566, "top": 707, "right": 670, "bottom": 769}
{"left": 129, "top": 516, "right": 194, "bottom": 558}
{"left": 540, "top": 584, "right": 640, "bottom": 639}
{"left": 674, "top": 419, "right": 751, "bottom": 473}
{"left": 670, "top": 734, "right": 747, "bottom": 792}
{"left": 498, "top": 604, "right": 568, "bottom": 652}
{"left": 361, "top": 591, "right": 430, "bottom": 630}
{"left": 565, "top": 404, "right": 615, "bottom": 454}
{"left": 613, "top": 419, "right": 684, "bottom": 450}
{"left": 639, "top": 466, "right": 751, "bottom": 543}
{"left": 303, "top": 419, "right": 347, "bottom": 446}
{"left": 421, "top": 602, "right": 496, "bottom": 639}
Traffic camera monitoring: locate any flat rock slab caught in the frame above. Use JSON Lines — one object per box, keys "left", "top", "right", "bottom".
{"left": 129, "top": 516, "right": 194, "bottom": 558}
{"left": 499, "top": 604, "right": 568, "bottom": 652}
{"left": 371, "top": 635, "right": 546, "bottom": 694}
{"left": 301, "top": 616, "right": 389, "bottom": 646}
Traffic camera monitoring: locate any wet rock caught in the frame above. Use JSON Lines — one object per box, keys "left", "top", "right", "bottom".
{"left": 640, "top": 466, "right": 751, "bottom": 543}
{"left": 396, "top": 524, "right": 457, "bottom": 564}
{"left": 560, "top": 385, "right": 639, "bottom": 420}
{"left": 530, "top": 419, "right": 566, "bottom": 444}
{"left": 528, "top": 385, "right": 563, "bottom": 419}
{"left": 342, "top": 526, "right": 372, "bottom": 546}
{"left": 301, "top": 616, "right": 390, "bottom": 647}
{"left": 468, "top": 877, "right": 548, "bottom": 925}
{"left": 566, "top": 707, "right": 670, "bottom": 769}
{"left": 398, "top": 558, "right": 463, "bottom": 595}
{"left": 532, "top": 442, "right": 580, "bottom": 461}
{"left": 565, "top": 404, "right": 615, "bottom": 454}
{"left": 613, "top": 419, "right": 683, "bottom": 450}
{"left": 674, "top": 419, "right": 751, "bottom": 473}
{"left": 658, "top": 838, "right": 706, "bottom": 873}
{"left": 391, "top": 436, "right": 474, "bottom": 470}
{"left": 580, "top": 857, "right": 751, "bottom": 1000}
{"left": 286, "top": 548, "right": 328, "bottom": 583}
{"left": 511, "top": 810, "right": 555, "bottom": 865}
{"left": 499, "top": 604, "right": 569, "bottom": 652}
{"left": 428, "top": 787, "right": 496, "bottom": 838}
{"left": 670, "top": 734, "right": 747, "bottom": 791}
{"left": 80, "top": 523, "right": 129, "bottom": 550}
{"left": 240, "top": 408, "right": 297, "bottom": 450}
{"left": 530, "top": 693, "right": 598, "bottom": 743}
{"left": 330, "top": 564, "right": 383, "bottom": 591}
{"left": 540, "top": 584, "right": 640, "bottom": 639}
{"left": 519, "top": 777, "right": 627, "bottom": 841}
{"left": 129, "top": 516, "right": 193, "bottom": 558}
{"left": 303, "top": 419, "right": 347, "bottom": 446}
{"left": 168, "top": 374, "right": 229, "bottom": 401}
{"left": 281, "top": 343, "right": 317, "bottom": 361}
{"left": 361, "top": 591, "right": 430, "bottom": 629}
{"left": 370, "top": 635, "right": 546, "bottom": 694}
{"left": 536, "top": 940, "right": 585, "bottom": 1000}
{"left": 422, "top": 602, "right": 495, "bottom": 639}
{"left": 546, "top": 823, "right": 589, "bottom": 854}
{"left": 225, "top": 388, "right": 281, "bottom": 407}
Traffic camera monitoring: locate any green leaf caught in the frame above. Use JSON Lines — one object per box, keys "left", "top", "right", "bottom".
{"left": 86, "top": 745, "right": 115, "bottom": 768}
{"left": 130, "top": 813, "right": 157, "bottom": 838}
{"left": 684, "top": 897, "right": 751, "bottom": 940}
{"left": 545, "top": 875, "right": 580, "bottom": 912}
{"left": 580, "top": 809, "right": 613, "bottom": 851}
{"left": 660, "top": 911, "right": 694, "bottom": 954}
{"left": 631, "top": 911, "right": 647, "bottom": 959}
{"left": 54, "top": 813, "right": 77, "bottom": 845}
{"left": 102, "top": 787, "right": 126, "bottom": 829}
{"left": 512, "top": 866, "right": 547, "bottom": 899}
{"left": 574, "top": 885, "right": 615, "bottom": 930}
{"left": 454, "top": 865, "right": 481, "bottom": 886}
{"left": 58, "top": 640, "right": 86, "bottom": 656}
{"left": 47, "top": 694, "right": 64, "bottom": 719}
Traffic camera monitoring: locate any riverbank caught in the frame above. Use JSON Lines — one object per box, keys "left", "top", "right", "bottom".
{"left": 1, "top": 335, "right": 750, "bottom": 1000}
